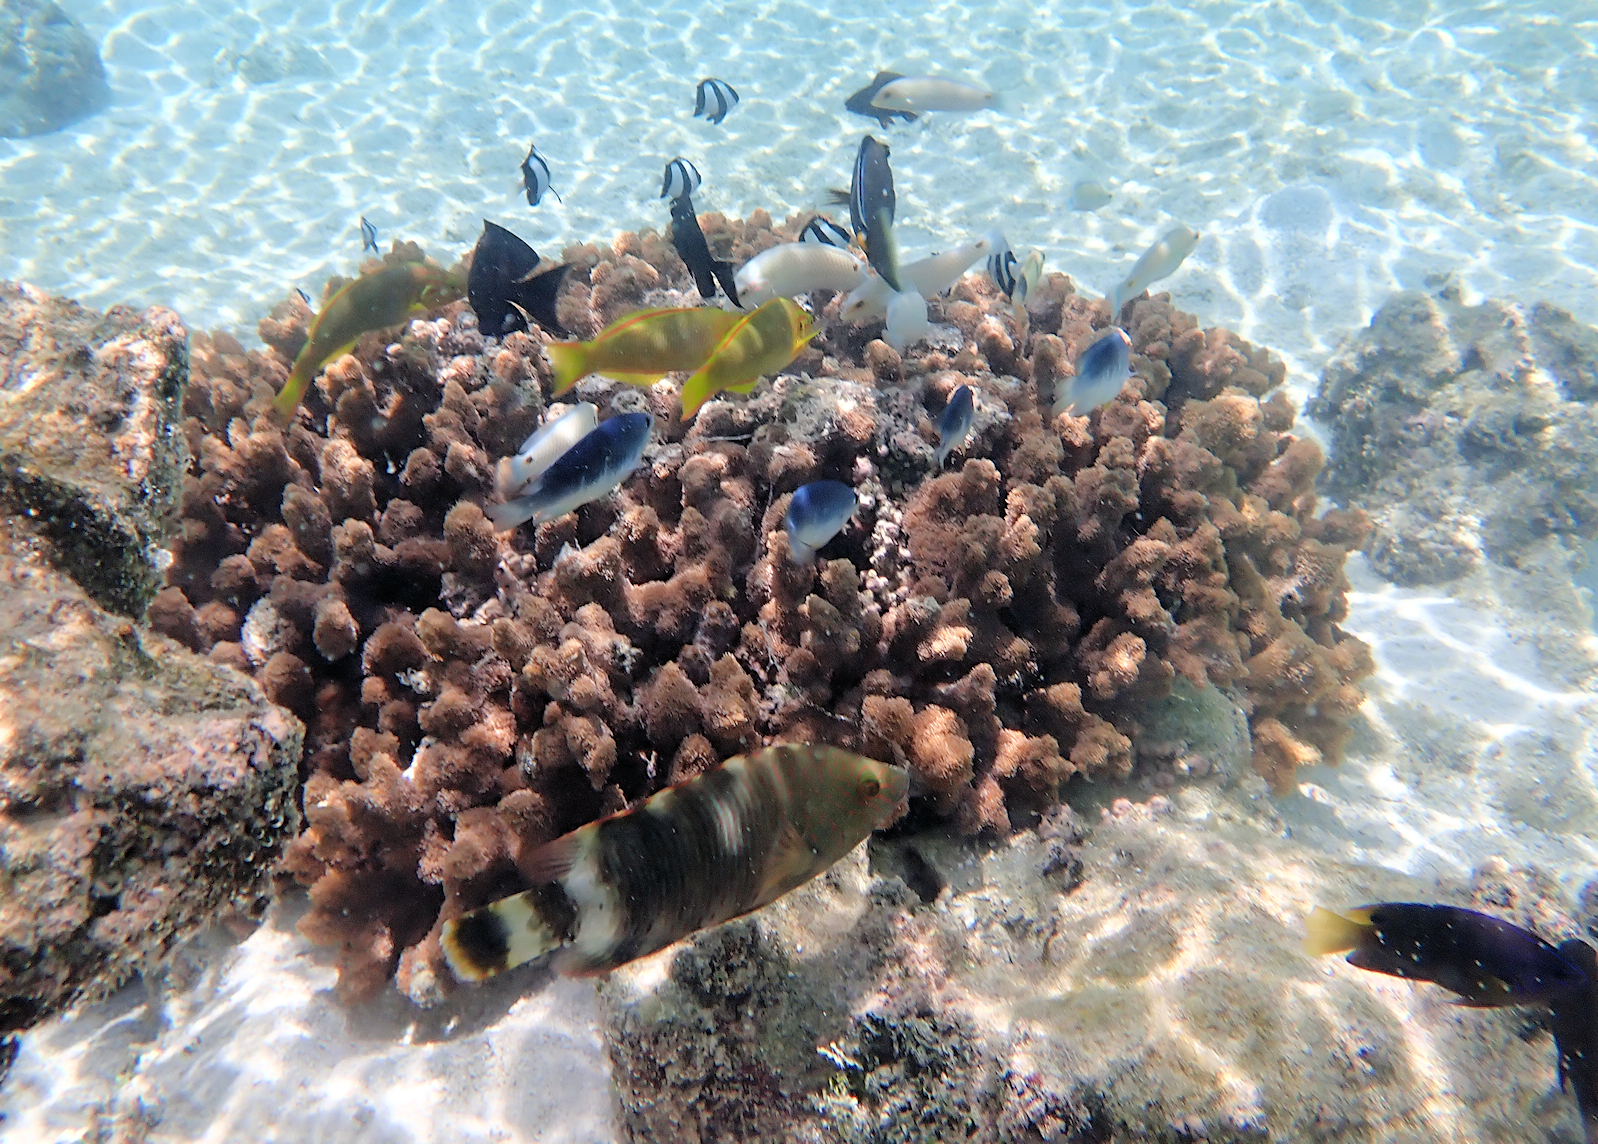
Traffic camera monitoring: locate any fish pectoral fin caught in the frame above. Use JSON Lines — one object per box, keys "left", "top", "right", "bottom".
{"left": 519, "top": 833, "right": 581, "bottom": 883}
{"left": 756, "top": 824, "right": 820, "bottom": 904}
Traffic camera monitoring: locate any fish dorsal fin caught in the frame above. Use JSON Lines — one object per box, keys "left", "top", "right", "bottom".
{"left": 519, "top": 832, "right": 581, "bottom": 884}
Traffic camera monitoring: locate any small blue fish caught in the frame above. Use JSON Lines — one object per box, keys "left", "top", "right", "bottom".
{"left": 694, "top": 78, "right": 739, "bottom": 125}
{"left": 785, "top": 480, "right": 857, "bottom": 564}
{"left": 522, "top": 143, "right": 562, "bottom": 207}
{"left": 485, "top": 412, "right": 652, "bottom": 531}
{"left": 294, "top": 286, "right": 312, "bottom": 306}
{"left": 1058, "top": 327, "right": 1131, "bottom": 417}
{"left": 800, "top": 216, "right": 853, "bottom": 248}
{"left": 360, "top": 216, "right": 378, "bottom": 255}
{"left": 936, "top": 385, "right": 974, "bottom": 467}
{"left": 660, "top": 157, "right": 702, "bottom": 200}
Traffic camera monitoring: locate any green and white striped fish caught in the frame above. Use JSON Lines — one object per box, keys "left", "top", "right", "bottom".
{"left": 441, "top": 744, "right": 909, "bottom": 981}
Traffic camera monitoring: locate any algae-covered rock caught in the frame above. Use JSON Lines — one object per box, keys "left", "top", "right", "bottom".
{"left": 0, "top": 282, "right": 188, "bottom": 615}
{"left": 0, "top": 0, "right": 110, "bottom": 138}
{"left": 0, "top": 521, "right": 302, "bottom": 1036}
{"left": 1311, "top": 287, "right": 1598, "bottom": 585}
{"left": 601, "top": 798, "right": 1584, "bottom": 1142}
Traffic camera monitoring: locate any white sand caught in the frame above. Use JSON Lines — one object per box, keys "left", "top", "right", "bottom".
{"left": 4, "top": 0, "right": 1598, "bottom": 1138}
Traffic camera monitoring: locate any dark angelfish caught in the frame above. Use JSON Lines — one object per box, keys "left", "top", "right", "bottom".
{"left": 828, "top": 135, "right": 899, "bottom": 290}
{"left": 660, "top": 156, "right": 702, "bottom": 200}
{"left": 441, "top": 745, "right": 908, "bottom": 980}
{"left": 359, "top": 215, "right": 378, "bottom": 255}
{"left": 669, "top": 192, "right": 739, "bottom": 306}
{"left": 800, "top": 215, "right": 853, "bottom": 248}
{"left": 521, "top": 142, "right": 562, "bottom": 207}
{"left": 693, "top": 77, "right": 740, "bottom": 125}
{"left": 844, "top": 70, "right": 919, "bottom": 128}
{"left": 467, "top": 220, "right": 570, "bottom": 337}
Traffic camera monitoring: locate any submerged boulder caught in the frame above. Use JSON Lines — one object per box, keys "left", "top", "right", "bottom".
{"left": 0, "top": 0, "right": 110, "bottom": 138}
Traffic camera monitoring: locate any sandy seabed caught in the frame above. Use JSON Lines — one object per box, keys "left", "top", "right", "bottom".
{"left": 3, "top": 0, "right": 1598, "bottom": 1140}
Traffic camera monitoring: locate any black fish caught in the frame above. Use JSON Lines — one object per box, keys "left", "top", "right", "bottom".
{"left": 1305, "top": 903, "right": 1589, "bottom": 1006}
{"left": 829, "top": 136, "right": 898, "bottom": 290}
{"left": 1551, "top": 939, "right": 1598, "bottom": 1144}
{"left": 669, "top": 193, "right": 739, "bottom": 306}
{"left": 467, "top": 220, "right": 569, "bottom": 337}
{"left": 800, "top": 216, "right": 853, "bottom": 248}
{"left": 660, "top": 156, "right": 701, "bottom": 200}
{"left": 359, "top": 215, "right": 378, "bottom": 254}
{"left": 844, "top": 70, "right": 919, "bottom": 128}
{"left": 693, "top": 78, "right": 739, "bottom": 126}
{"left": 522, "top": 143, "right": 561, "bottom": 207}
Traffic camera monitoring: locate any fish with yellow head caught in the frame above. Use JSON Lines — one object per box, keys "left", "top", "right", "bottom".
{"left": 544, "top": 306, "right": 743, "bottom": 396}
{"left": 680, "top": 297, "right": 817, "bottom": 419}
{"left": 273, "top": 261, "right": 465, "bottom": 417}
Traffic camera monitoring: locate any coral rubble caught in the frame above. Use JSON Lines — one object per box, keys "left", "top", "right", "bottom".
{"left": 160, "top": 215, "right": 1370, "bottom": 999}
{"left": 1311, "top": 287, "right": 1598, "bottom": 585}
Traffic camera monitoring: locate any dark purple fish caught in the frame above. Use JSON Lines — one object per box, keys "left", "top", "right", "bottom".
{"left": 1551, "top": 939, "right": 1598, "bottom": 1144}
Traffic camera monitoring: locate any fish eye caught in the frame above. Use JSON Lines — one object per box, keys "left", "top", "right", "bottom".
{"left": 857, "top": 776, "right": 882, "bottom": 800}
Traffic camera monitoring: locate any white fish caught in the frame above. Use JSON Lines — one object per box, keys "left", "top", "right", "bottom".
{"left": 1057, "top": 327, "right": 1132, "bottom": 418}
{"left": 842, "top": 234, "right": 993, "bottom": 323}
{"left": 495, "top": 402, "right": 599, "bottom": 500}
{"left": 486, "top": 413, "right": 652, "bottom": 531}
{"left": 1109, "top": 225, "right": 1201, "bottom": 314}
{"left": 660, "top": 157, "right": 701, "bottom": 200}
{"left": 870, "top": 76, "right": 997, "bottom": 114}
{"left": 884, "top": 288, "right": 929, "bottom": 352}
{"left": 734, "top": 242, "right": 867, "bottom": 308}
{"left": 1069, "top": 181, "right": 1112, "bottom": 211}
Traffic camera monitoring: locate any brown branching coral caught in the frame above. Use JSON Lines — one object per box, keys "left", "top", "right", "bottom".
{"left": 157, "top": 218, "right": 1368, "bottom": 999}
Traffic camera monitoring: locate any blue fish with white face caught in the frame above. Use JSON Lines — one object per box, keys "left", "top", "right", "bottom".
{"left": 784, "top": 480, "right": 857, "bottom": 564}
{"left": 694, "top": 78, "right": 739, "bottom": 125}
{"left": 936, "top": 385, "right": 974, "bottom": 467}
{"left": 1058, "top": 327, "right": 1131, "bottom": 417}
{"left": 485, "top": 412, "right": 652, "bottom": 531}
{"left": 522, "top": 143, "right": 562, "bottom": 207}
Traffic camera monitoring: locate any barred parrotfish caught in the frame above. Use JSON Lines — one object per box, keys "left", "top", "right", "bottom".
{"left": 441, "top": 745, "right": 908, "bottom": 980}
{"left": 272, "top": 261, "right": 465, "bottom": 416}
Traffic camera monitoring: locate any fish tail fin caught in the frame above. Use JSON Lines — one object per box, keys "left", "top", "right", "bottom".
{"left": 1302, "top": 906, "right": 1371, "bottom": 956}
{"left": 679, "top": 368, "right": 715, "bottom": 420}
{"left": 713, "top": 262, "right": 742, "bottom": 308}
{"left": 483, "top": 495, "right": 537, "bottom": 532}
{"left": 272, "top": 364, "right": 313, "bottom": 418}
{"left": 546, "top": 342, "right": 588, "bottom": 395}
{"left": 825, "top": 188, "right": 851, "bottom": 206}
{"left": 441, "top": 889, "right": 565, "bottom": 982}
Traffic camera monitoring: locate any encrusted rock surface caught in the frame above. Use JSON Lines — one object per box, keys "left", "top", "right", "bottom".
{"left": 601, "top": 793, "right": 1587, "bottom": 1143}
{"left": 0, "top": 0, "right": 110, "bottom": 138}
{"left": 0, "top": 519, "right": 302, "bottom": 1036}
{"left": 0, "top": 282, "right": 189, "bottom": 615}
{"left": 1310, "top": 287, "right": 1598, "bottom": 586}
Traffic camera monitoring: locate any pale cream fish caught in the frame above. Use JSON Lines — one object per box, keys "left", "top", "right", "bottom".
{"left": 495, "top": 401, "right": 599, "bottom": 500}
{"left": 1109, "top": 225, "right": 1201, "bottom": 313}
{"left": 733, "top": 242, "right": 868, "bottom": 308}
{"left": 842, "top": 234, "right": 994, "bottom": 323}
{"left": 870, "top": 75, "right": 997, "bottom": 114}
{"left": 1069, "top": 180, "right": 1112, "bottom": 211}
{"left": 884, "top": 288, "right": 929, "bottom": 352}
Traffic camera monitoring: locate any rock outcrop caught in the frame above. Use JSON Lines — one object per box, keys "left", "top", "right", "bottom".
{"left": 0, "top": 0, "right": 110, "bottom": 138}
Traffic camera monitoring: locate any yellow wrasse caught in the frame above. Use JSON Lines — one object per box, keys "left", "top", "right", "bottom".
{"left": 679, "top": 297, "right": 817, "bottom": 419}
{"left": 546, "top": 306, "right": 743, "bottom": 396}
{"left": 441, "top": 744, "right": 908, "bottom": 981}
{"left": 273, "top": 262, "right": 465, "bottom": 416}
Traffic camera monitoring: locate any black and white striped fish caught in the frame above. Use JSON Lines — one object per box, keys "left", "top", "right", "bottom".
{"left": 359, "top": 215, "right": 378, "bottom": 255}
{"left": 800, "top": 215, "right": 854, "bottom": 248}
{"left": 693, "top": 77, "right": 739, "bottom": 125}
{"left": 660, "top": 156, "right": 702, "bottom": 200}
{"left": 441, "top": 744, "right": 908, "bottom": 980}
{"left": 521, "top": 142, "right": 562, "bottom": 207}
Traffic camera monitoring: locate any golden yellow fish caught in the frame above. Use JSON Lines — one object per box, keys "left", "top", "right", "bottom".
{"left": 545, "top": 306, "right": 743, "bottom": 396}
{"left": 679, "top": 298, "right": 817, "bottom": 419}
{"left": 273, "top": 262, "right": 465, "bottom": 416}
